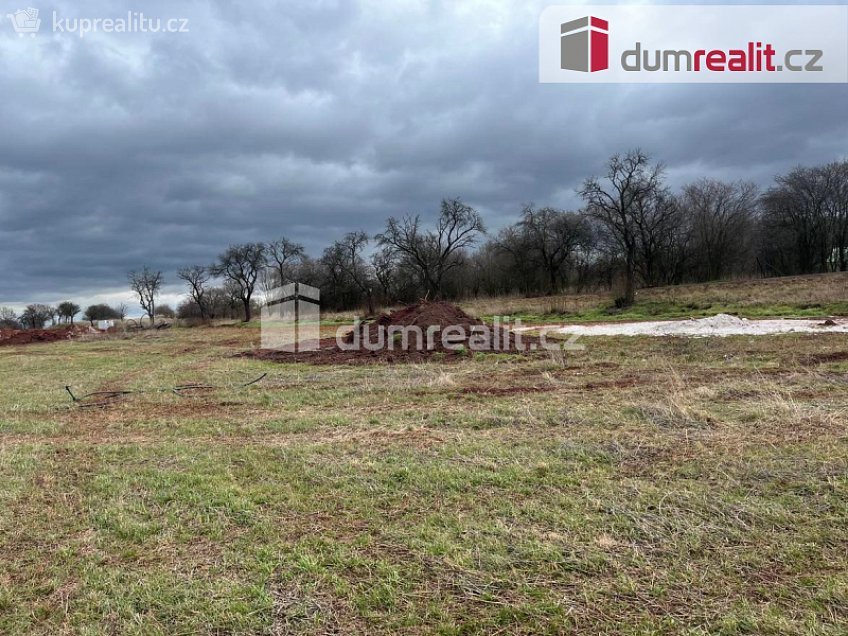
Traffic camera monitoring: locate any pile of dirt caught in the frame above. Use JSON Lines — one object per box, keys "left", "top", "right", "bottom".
{"left": 0, "top": 325, "right": 92, "bottom": 347}
{"left": 243, "top": 301, "right": 535, "bottom": 365}
{"left": 343, "top": 301, "right": 484, "bottom": 346}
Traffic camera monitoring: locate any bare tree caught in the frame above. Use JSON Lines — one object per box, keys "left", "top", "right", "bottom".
{"left": 320, "top": 242, "right": 350, "bottom": 309}
{"left": 57, "top": 301, "right": 81, "bottom": 325}
{"left": 84, "top": 304, "right": 121, "bottom": 322}
{"left": 492, "top": 225, "right": 538, "bottom": 294}
{"left": 328, "top": 231, "right": 376, "bottom": 314}
{"left": 499, "top": 205, "right": 593, "bottom": 294}
{"left": 762, "top": 167, "right": 833, "bottom": 274}
{"left": 178, "top": 266, "right": 212, "bottom": 320}
{"left": 211, "top": 243, "right": 267, "bottom": 322}
{"left": 0, "top": 307, "right": 20, "bottom": 329}
{"left": 761, "top": 162, "right": 848, "bottom": 275}
{"left": 371, "top": 247, "right": 398, "bottom": 301}
{"left": 223, "top": 280, "right": 246, "bottom": 317}
{"left": 128, "top": 267, "right": 164, "bottom": 326}
{"left": 155, "top": 304, "right": 176, "bottom": 319}
{"left": 20, "top": 304, "right": 52, "bottom": 329}
{"left": 681, "top": 179, "right": 759, "bottom": 281}
{"left": 266, "top": 238, "right": 306, "bottom": 288}
{"left": 377, "top": 198, "right": 485, "bottom": 298}
{"left": 45, "top": 305, "right": 58, "bottom": 326}
{"left": 632, "top": 192, "right": 690, "bottom": 287}
{"left": 579, "top": 149, "right": 664, "bottom": 305}
{"left": 182, "top": 286, "right": 241, "bottom": 320}
{"left": 822, "top": 161, "right": 848, "bottom": 272}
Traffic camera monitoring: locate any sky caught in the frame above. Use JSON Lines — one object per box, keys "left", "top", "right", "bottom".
{"left": 1, "top": 0, "right": 846, "bottom": 312}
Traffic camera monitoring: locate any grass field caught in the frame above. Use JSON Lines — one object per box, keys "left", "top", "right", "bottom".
{"left": 1, "top": 280, "right": 847, "bottom": 634}
{"left": 461, "top": 272, "right": 848, "bottom": 323}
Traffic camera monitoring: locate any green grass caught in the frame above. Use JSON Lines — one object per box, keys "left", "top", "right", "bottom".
{"left": 464, "top": 271, "right": 848, "bottom": 324}
{"left": 1, "top": 312, "right": 847, "bottom": 634}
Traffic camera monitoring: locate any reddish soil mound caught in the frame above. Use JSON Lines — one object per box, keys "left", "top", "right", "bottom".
{"left": 343, "top": 301, "right": 484, "bottom": 346}
{"left": 243, "top": 301, "right": 537, "bottom": 365}
{"left": 0, "top": 325, "right": 91, "bottom": 347}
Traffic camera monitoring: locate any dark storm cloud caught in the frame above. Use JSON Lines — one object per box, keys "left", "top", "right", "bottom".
{"left": 0, "top": 0, "right": 846, "bottom": 308}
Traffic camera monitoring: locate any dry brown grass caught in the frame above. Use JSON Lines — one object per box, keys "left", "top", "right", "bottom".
{"left": 460, "top": 271, "right": 848, "bottom": 319}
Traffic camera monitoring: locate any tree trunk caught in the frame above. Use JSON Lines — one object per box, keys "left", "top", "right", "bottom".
{"left": 426, "top": 277, "right": 440, "bottom": 300}
{"left": 243, "top": 299, "right": 252, "bottom": 322}
{"left": 623, "top": 250, "right": 637, "bottom": 306}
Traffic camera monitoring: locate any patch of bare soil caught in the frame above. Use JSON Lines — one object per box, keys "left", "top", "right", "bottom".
{"left": 583, "top": 376, "right": 644, "bottom": 390}
{"left": 241, "top": 301, "right": 538, "bottom": 365}
{"left": 0, "top": 325, "right": 92, "bottom": 347}
{"left": 802, "top": 351, "right": 848, "bottom": 364}
{"left": 459, "top": 386, "right": 556, "bottom": 397}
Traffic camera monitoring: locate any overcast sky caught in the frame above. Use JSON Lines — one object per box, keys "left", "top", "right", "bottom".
{"left": 1, "top": 0, "right": 846, "bottom": 311}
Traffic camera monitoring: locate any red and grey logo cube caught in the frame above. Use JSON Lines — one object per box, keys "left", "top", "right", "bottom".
{"left": 561, "top": 16, "right": 609, "bottom": 72}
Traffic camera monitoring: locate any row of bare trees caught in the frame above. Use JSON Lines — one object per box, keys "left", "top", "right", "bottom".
{"left": 141, "top": 149, "right": 847, "bottom": 319}
{"left": 760, "top": 162, "right": 848, "bottom": 277}
{"left": 0, "top": 302, "right": 84, "bottom": 330}
{"left": 478, "top": 152, "right": 768, "bottom": 306}
{"left": 8, "top": 149, "right": 843, "bottom": 329}
{"left": 163, "top": 199, "right": 486, "bottom": 320}
{"left": 0, "top": 302, "right": 135, "bottom": 330}
{"left": 487, "top": 150, "right": 846, "bottom": 305}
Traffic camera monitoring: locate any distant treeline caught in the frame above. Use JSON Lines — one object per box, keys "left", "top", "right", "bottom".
{"left": 172, "top": 149, "right": 846, "bottom": 318}
{"left": 0, "top": 302, "right": 173, "bottom": 330}
{"left": 4, "top": 149, "right": 846, "bottom": 327}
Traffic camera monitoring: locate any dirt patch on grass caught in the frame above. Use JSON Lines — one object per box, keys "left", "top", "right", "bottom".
{"left": 801, "top": 351, "right": 848, "bottom": 364}
{"left": 0, "top": 325, "right": 93, "bottom": 347}
{"left": 0, "top": 424, "right": 454, "bottom": 451}
{"left": 243, "top": 340, "right": 473, "bottom": 365}
{"left": 459, "top": 386, "right": 556, "bottom": 397}
{"left": 583, "top": 376, "right": 644, "bottom": 390}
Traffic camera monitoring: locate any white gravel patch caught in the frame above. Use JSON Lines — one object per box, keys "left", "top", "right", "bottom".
{"left": 514, "top": 314, "right": 848, "bottom": 338}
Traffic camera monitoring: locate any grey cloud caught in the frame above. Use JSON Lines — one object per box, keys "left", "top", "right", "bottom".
{"left": 0, "top": 0, "right": 845, "bottom": 308}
